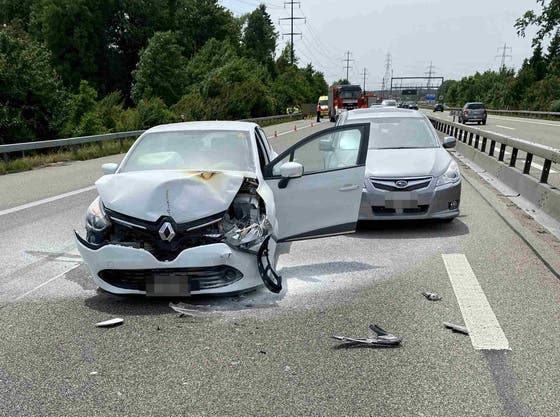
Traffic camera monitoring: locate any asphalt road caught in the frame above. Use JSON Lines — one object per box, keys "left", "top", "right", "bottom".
{"left": 1, "top": 117, "right": 560, "bottom": 416}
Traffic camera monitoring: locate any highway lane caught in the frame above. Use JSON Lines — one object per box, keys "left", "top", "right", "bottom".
{"left": 1, "top": 119, "right": 560, "bottom": 416}
{"left": 423, "top": 109, "right": 560, "bottom": 188}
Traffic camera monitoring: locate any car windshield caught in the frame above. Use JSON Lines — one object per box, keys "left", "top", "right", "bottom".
{"left": 319, "top": 99, "right": 328, "bottom": 105}
{"left": 340, "top": 90, "right": 361, "bottom": 99}
{"left": 120, "top": 130, "right": 255, "bottom": 173}
{"left": 382, "top": 100, "right": 397, "bottom": 106}
{"left": 353, "top": 117, "right": 439, "bottom": 149}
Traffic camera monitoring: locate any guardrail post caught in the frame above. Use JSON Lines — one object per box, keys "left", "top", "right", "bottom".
{"left": 489, "top": 140, "right": 496, "bottom": 157}
{"left": 481, "top": 137, "right": 487, "bottom": 153}
{"left": 509, "top": 148, "right": 518, "bottom": 167}
{"left": 119, "top": 138, "right": 124, "bottom": 152}
{"left": 468, "top": 132, "right": 474, "bottom": 146}
{"left": 498, "top": 144, "right": 506, "bottom": 161}
{"left": 540, "top": 160, "right": 552, "bottom": 183}
{"left": 523, "top": 154, "right": 533, "bottom": 174}
{"left": 474, "top": 134, "right": 480, "bottom": 149}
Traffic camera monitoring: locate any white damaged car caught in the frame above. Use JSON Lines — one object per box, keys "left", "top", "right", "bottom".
{"left": 75, "top": 121, "right": 370, "bottom": 296}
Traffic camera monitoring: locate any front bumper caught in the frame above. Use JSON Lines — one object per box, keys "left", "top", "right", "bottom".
{"left": 75, "top": 233, "right": 277, "bottom": 295}
{"left": 358, "top": 179, "right": 461, "bottom": 220}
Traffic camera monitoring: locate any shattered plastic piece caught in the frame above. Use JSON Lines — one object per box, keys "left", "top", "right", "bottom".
{"left": 89, "top": 371, "right": 98, "bottom": 376}
{"left": 422, "top": 291, "right": 442, "bottom": 301}
{"left": 169, "top": 302, "right": 201, "bottom": 317}
{"left": 95, "top": 318, "right": 124, "bottom": 328}
{"left": 333, "top": 324, "right": 403, "bottom": 347}
{"left": 443, "top": 322, "right": 469, "bottom": 335}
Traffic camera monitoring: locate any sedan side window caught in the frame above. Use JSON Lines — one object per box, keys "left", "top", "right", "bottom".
{"left": 267, "top": 126, "right": 367, "bottom": 176}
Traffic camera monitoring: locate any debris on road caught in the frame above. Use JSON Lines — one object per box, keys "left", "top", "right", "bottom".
{"left": 169, "top": 302, "right": 201, "bottom": 317}
{"left": 89, "top": 371, "right": 98, "bottom": 376}
{"left": 95, "top": 318, "right": 124, "bottom": 328}
{"left": 422, "top": 291, "right": 442, "bottom": 301}
{"left": 333, "top": 324, "right": 403, "bottom": 348}
{"left": 443, "top": 322, "right": 469, "bottom": 335}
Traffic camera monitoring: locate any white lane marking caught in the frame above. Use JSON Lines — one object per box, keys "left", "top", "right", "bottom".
{"left": 442, "top": 254, "right": 510, "bottom": 350}
{"left": 14, "top": 263, "right": 81, "bottom": 301}
{"left": 0, "top": 185, "right": 96, "bottom": 217}
{"left": 496, "top": 125, "right": 515, "bottom": 130}
{"left": 491, "top": 115, "right": 560, "bottom": 128}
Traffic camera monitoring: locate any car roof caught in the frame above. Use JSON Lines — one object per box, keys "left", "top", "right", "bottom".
{"left": 144, "top": 121, "right": 258, "bottom": 134}
{"left": 346, "top": 107, "right": 423, "bottom": 120}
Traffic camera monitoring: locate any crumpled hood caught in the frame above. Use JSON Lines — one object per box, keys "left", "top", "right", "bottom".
{"left": 96, "top": 170, "right": 246, "bottom": 223}
{"left": 365, "top": 148, "right": 451, "bottom": 178}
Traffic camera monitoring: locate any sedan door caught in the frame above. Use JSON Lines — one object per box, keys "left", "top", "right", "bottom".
{"left": 264, "top": 124, "right": 370, "bottom": 242}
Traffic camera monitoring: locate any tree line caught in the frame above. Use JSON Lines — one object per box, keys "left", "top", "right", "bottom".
{"left": 0, "top": 0, "right": 328, "bottom": 144}
{"left": 441, "top": 1, "right": 560, "bottom": 111}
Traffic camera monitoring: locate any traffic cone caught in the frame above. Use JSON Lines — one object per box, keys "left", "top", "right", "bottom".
{"left": 311, "top": 122, "right": 314, "bottom": 128}
{"left": 274, "top": 130, "right": 277, "bottom": 138}
{"left": 294, "top": 125, "right": 297, "bottom": 132}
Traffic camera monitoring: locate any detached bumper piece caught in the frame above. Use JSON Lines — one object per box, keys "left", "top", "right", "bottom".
{"left": 98, "top": 266, "right": 243, "bottom": 293}
{"left": 257, "top": 235, "right": 282, "bottom": 293}
{"left": 333, "top": 324, "right": 403, "bottom": 348}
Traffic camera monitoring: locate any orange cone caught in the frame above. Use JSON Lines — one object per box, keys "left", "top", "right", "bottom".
{"left": 311, "top": 122, "right": 314, "bottom": 128}
{"left": 274, "top": 130, "right": 277, "bottom": 138}
{"left": 294, "top": 125, "right": 297, "bottom": 131}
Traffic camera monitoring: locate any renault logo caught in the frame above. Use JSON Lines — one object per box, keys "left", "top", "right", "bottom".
{"left": 159, "top": 222, "right": 176, "bottom": 242}
{"left": 395, "top": 180, "right": 408, "bottom": 188}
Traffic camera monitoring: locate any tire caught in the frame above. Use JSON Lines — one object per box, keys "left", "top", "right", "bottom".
{"left": 482, "top": 119, "right": 486, "bottom": 125}
{"left": 477, "top": 121, "right": 481, "bottom": 125}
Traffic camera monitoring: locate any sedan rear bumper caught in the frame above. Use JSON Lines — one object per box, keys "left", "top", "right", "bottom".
{"left": 75, "top": 233, "right": 275, "bottom": 295}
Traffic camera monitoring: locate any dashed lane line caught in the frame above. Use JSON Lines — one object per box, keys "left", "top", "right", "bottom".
{"left": 13, "top": 263, "right": 81, "bottom": 301}
{"left": 442, "top": 254, "right": 510, "bottom": 350}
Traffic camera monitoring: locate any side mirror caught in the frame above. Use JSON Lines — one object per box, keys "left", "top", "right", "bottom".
{"left": 102, "top": 163, "right": 118, "bottom": 175}
{"left": 443, "top": 136, "right": 456, "bottom": 149}
{"left": 319, "top": 138, "right": 334, "bottom": 152}
{"left": 278, "top": 161, "right": 303, "bottom": 189}
{"left": 279, "top": 161, "right": 303, "bottom": 178}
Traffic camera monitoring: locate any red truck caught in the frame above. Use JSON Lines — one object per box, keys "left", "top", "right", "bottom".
{"left": 328, "top": 84, "right": 367, "bottom": 122}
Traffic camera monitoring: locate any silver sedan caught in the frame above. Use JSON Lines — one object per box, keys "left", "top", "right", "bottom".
{"left": 336, "top": 107, "right": 461, "bottom": 221}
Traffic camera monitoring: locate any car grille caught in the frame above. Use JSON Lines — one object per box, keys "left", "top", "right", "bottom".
{"left": 98, "top": 266, "right": 243, "bottom": 291}
{"left": 370, "top": 177, "right": 432, "bottom": 192}
{"left": 372, "top": 205, "right": 429, "bottom": 216}
{"left": 105, "top": 208, "right": 225, "bottom": 262}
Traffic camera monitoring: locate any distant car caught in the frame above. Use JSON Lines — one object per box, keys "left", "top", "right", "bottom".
{"left": 75, "top": 121, "right": 371, "bottom": 296}
{"left": 407, "top": 102, "right": 419, "bottom": 110}
{"left": 458, "top": 102, "right": 487, "bottom": 125}
{"left": 433, "top": 103, "right": 444, "bottom": 112}
{"left": 336, "top": 107, "right": 461, "bottom": 221}
{"left": 381, "top": 99, "right": 397, "bottom": 107}
{"left": 400, "top": 102, "right": 409, "bottom": 109}
{"left": 318, "top": 95, "right": 329, "bottom": 117}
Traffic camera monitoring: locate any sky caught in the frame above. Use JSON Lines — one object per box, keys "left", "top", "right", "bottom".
{"left": 219, "top": 0, "right": 541, "bottom": 89}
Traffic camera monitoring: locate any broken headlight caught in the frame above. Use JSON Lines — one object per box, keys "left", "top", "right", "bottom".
{"left": 86, "top": 196, "right": 111, "bottom": 233}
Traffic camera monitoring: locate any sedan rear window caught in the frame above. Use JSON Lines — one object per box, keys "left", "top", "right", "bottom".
{"left": 466, "top": 103, "right": 485, "bottom": 109}
{"left": 356, "top": 117, "right": 439, "bottom": 149}
{"left": 120, "top": 130, "right": 255, "bottom": 173}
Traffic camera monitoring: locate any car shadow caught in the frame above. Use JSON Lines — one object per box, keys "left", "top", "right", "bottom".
{"left": 351, "top": 218, "right": 470, "bottom": 239}
{"left": 83, "top": 260, "right": 380, "bottom": 316}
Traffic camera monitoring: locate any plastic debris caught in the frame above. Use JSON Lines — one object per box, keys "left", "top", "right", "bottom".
{"left": 95, "top": 318, "right": 124, "bottom": 328}
{"left": 333, "top": 324, "right": 403, "bottom": 348}
{"left": 169, "top": 302, "right": 201, "bottom": 317}
{"left": 443, "top": 322, "right": 469, "bottom": 335}
{"left": 422, "top": 291, "right": 442, "bottom": 301}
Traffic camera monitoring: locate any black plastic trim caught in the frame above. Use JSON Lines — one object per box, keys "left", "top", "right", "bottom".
{"left": 277, "top": 222, "right": 356, "bottom": 243}
{"left": 74, "top": 230, "right": 106, "bottom": 250}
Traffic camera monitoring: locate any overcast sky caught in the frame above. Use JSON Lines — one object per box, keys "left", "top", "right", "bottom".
{"left": 219, "top": 0, "right": 540, "bottom": 89}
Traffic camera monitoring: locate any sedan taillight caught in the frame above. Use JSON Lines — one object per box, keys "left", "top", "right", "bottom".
{"left": 463, "top": 110, "right": 469, "bottom": 115}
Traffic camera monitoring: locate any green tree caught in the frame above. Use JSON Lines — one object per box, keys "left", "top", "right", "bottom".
{"left": 62, "top": 80, "right": 105, "bottom": 136}
{"left": 242, "top": 5, "right": 277, "bottom": 68}
{"left": 515, "top": 0, "right": 560, "bottom": 47}
{"left": 131, "top": 31, "right": 188, "bottom": 106}
{"left": 0, "top": 25, "right": 67, "bottom": 143}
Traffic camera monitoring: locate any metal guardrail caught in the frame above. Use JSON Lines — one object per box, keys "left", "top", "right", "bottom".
{"left": 428, "top": 115, "right": 560, "bottom": 185}
{"left": 0, "top": 113, "right": 303, "bottom": 157}
{"left": 421, "top": 104, "right": 560, "bottom": 119}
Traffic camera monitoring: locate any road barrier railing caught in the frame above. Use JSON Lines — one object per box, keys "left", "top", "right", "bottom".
{"left": 428, "top": 115, "right": 560, "bottom": 185}
{"left": 421, "top": 104, "right": 560, "bottom": 120}
{"left": 0, "top": 113, "right": 303, "bottom": 161}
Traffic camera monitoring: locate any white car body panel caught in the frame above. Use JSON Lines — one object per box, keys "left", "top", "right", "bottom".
{"left": 96, "top": 170, "right": 247, "bottom": 223}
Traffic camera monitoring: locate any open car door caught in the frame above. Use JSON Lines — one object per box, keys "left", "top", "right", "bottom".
{"left": 264, "top": 123, "right": 370, "bottom": 242}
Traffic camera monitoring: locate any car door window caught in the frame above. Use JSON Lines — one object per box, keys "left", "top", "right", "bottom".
{"left": 257, "top": 128, "right": 274, "bottom": 158}
{"left": 265, "top": 124, "right": 369, "bottom": 177}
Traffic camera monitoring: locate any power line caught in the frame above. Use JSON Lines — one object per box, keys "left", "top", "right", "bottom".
{"left": 279, "top": 1, "right": 306, "bottom": 65}
{"left": 495, "top": 43, "right": 512, "bottom": 69}
{"left": 425, "top": 61, "right": 436, "bottom": 90}
{"left": 361, "top": 68, "right": 368, "bottom": 91}
{"left": 342, "top": 51, "right": 354, "bottom": 81}
{"left": 381, "top": 52, "right": 392, "bottom": 98}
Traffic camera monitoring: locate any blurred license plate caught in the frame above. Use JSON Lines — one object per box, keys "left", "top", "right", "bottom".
{"left": 146, "top": 272, "right": 190, "bottom": 297}
{"left": 385, "top": 192, "right": 418, "bottom": 209}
